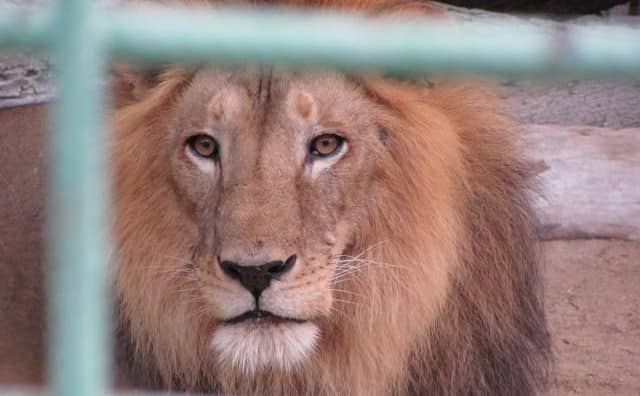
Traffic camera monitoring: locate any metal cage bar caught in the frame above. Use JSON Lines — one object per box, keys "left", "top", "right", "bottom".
{"left": 47, "top": 1, "right": 111, "bottom": 396}
{"left": 1, "top": 6, "right": 640, "bottom": 77}
{"left": 0, "top": 2, "right": 638, "bottom": 395}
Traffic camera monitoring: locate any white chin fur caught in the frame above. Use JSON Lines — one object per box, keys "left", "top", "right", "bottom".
{"left": 210, "top": 321, "right": 319, "bottom": 374}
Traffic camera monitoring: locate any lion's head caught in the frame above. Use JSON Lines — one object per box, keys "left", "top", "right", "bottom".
{"left": 110, "top": 2, "right": 551, "bottom": 395}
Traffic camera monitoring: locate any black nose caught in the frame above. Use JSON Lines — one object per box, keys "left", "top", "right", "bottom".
{"left": 219, "top": 255, "right": 297, "bottom": 299}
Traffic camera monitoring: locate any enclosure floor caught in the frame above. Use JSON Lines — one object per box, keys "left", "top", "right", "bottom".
{"left": 544, "top": 240, "right": 640, "bottom": 396}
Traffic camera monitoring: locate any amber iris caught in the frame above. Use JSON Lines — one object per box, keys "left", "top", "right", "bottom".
{"left": 310, "top": 134, "right": 343, "bottom": 157}
{"left": 188, "top": 134, "right": 219, "bottom": 159}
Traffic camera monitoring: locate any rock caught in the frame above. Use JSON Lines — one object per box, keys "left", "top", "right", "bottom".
{"left": 522, "top": 124, "right": 640, "bottom": 240}
{"left": 0, "top": 53, "right": 53, "bottom": 109}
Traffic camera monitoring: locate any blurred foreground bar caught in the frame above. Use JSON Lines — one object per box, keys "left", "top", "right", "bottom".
{"left": 1, "top": 5, "right": 639, "bottom": 78}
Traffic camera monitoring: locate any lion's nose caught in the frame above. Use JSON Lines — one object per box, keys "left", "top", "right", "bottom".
{"left": 219, "top": 255, "right": 297, "bottom": 299}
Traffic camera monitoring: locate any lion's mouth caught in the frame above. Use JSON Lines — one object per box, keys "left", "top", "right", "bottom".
{"left": 224, "top": 310, "right": 307, "bottom": 325}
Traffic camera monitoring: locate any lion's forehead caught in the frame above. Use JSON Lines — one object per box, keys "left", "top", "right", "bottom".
{"left": 171, "top": 67, "right": 378, "bottom": 188}
{"left": 176, "top": 67, "right": 365, "bottom": 134}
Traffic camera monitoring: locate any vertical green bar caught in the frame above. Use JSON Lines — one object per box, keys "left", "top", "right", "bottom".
{"left": 47, "top": 0, "right": 110, "bottom": 395}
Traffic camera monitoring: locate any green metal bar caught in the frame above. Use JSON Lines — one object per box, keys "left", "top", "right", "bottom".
{"left": 0, "top": 7, "right": 52, "bottom": 48}
{"left": 105, "top": 6, "right": 640, "bottom": 78}
{"left": 47, "top": 0, "right": 110, "bottom": 395}
{"left": 1, "top": 5, "right": 640, "bottom": 78}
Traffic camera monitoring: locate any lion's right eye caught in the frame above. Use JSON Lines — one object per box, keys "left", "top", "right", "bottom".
{"left": 186, "top": 134, "right": 219, "bottom": 159}
{"left": 309, "top": 133, "right": 345, "bottom": 158}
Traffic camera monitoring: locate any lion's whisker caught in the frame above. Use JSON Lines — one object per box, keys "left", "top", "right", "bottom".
{"left": 329, "top": 288, "right": 363, "bottom": 297}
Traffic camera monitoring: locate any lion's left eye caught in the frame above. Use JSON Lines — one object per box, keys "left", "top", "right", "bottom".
{"left": 186, "top": 134, "right": 219, "bottom": 159}
{"left": 309, "top": 134, "right": 344, "bottom": 157}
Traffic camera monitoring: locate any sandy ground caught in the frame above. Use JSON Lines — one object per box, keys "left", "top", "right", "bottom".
{"left": 544, "top": 240, "right": 640, "bottom": 396}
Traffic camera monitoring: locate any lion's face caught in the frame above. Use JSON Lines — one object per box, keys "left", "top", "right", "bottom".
{"left": 115, "top": 67, "right": 391, "bottom": 374}
{"left": 176, "top": 68, "right": 387, "bottom": 370}
{"left": 112, "top": 60, "right": 549, "bottom": 394}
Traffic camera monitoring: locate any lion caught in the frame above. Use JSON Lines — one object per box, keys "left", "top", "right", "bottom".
{"left": 0, "top": 0, "right": 552, "bottom": 394}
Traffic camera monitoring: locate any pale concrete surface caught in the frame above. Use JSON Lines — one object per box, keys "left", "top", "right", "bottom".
{"left": 502, "top": 80, "right": 640, "bottom": 129}
{"left": 544, "top": 240, "right": 640, "bottom": 396}
{"left": 522, "top": 125, "right": 640, "bottom": 241}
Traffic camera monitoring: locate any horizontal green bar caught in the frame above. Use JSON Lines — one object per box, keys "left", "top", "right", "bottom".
{"left": 0, "top": 6, "right": 53, "bottom": 49}
{"left": 1, "top": 5, "right": 639, "bottom": 78}
{"left": 0, "top": 387, "right": 178, "bottom": 395}
{"left": 105, "top": 6, "right": 640, "bottom": 78}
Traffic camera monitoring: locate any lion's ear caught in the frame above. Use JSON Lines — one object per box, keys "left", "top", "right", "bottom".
{"left": 111, "top": 63, "right": 165, "bottom": 108}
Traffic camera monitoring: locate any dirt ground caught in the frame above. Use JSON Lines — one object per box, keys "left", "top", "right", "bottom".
{"left": 544, "top": 240, "right": 640, "bottom": 396}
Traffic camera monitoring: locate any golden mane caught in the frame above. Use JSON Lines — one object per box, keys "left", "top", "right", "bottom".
{"left": 108, "top": 1, "right": 552, "bottom": 394}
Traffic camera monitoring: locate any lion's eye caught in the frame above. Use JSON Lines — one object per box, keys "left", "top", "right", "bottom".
{"left": 309, "top": 133, "right": 344, "bottom": 157}
{"left": 187, "top": 134, "right": 219, "bottom": 159}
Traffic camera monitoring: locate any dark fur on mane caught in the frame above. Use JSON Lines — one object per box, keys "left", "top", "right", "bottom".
{"left": 404, "top": 118, "right": 552, "bottom": 395}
